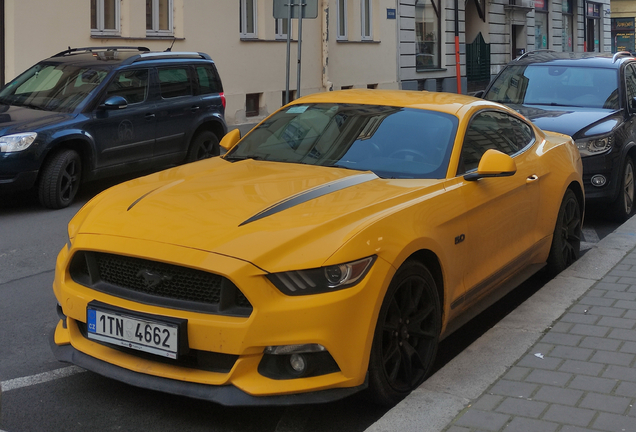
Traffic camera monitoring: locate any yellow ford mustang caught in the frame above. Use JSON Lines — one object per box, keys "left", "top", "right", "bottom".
{"left": 51, "top": 90, "right": 583, "bottom": 406}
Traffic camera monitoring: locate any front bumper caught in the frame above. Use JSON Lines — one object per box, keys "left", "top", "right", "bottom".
{"left": 52, "top": 233, "right": 392, "bottom": 403}
{"left": 581, "top": 150, "right": 622, "bottom": 202}
{"left": 50, "top": 330, "right": 367, "bottom": 406}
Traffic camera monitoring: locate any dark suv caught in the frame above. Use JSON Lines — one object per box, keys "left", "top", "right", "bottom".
{"left": 0, "top": 46, "right": 226, "bottom": 208}
{"left": 479, "top": 51, "right": 636, "bottom": 220}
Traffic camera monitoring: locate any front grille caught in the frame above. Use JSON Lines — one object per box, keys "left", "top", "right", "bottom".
{"left": 70, "top": 251, "right": 252, "bottom": 317}
{"left": 76, "top": 321, "right": 238, "bottom": 373}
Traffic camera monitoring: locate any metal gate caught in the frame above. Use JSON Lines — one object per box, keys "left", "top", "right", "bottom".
{"left": 467, "top": 32, "right": 490, "bottom": 85}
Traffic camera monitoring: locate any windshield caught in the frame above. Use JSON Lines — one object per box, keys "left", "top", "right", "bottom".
{"left": 484, "top": 65, "right": 619, "bottom": 110}
{"left": 226, "top": 103, "right": 458, "bottom": 179}
{"left": 0, "top": 63, "right": 108, "bottom": 112}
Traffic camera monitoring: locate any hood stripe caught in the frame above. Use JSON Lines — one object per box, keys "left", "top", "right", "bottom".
{"left": 239, "top": 173, "right": 379, "bottom": 226}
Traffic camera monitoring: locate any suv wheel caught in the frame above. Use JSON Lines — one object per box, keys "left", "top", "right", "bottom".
{"left": 610, "top": 156, "right": 635, "bottom": 221}
{"left": 38, "top": 149, "right": 82, "bottom": 209}
{"left": 187, "top": 131, "right": 220, "bottom": 162}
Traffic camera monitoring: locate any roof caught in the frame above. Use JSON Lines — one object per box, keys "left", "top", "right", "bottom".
{"left": 509, "top": 50, "right": 634, "bottom": 68}
{"left": 43, "top": 46, "right": 213, "bottom": 68}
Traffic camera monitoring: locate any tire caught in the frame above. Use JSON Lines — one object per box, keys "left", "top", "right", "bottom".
{"left": 38, "top": 149, "right": 82, "bottom": 209}
{"left": 186, "top": 130, "right": 220, "bottom": 162}
{"left": 610, "top": 156, "right": 635, "bottom": 222}
{"left": 368, "top": 260, "right": 441, "bottom": 406}
{"left": 546, "top": 189, "right": 582, "bottom": 276}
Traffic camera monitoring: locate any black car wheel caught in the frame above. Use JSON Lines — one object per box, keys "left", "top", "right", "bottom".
{"left": 546, "top": 189, "right": 582, "bottom": 276}
{"left": 610, "top": 156, "right": 635, "bottom": 221}
{"left": 187, "top": 130, "right": 220, "bottom": 162}
{"left": 368, "top": 260, "right": 441, "bottom": 406}
{"left": 38, "top": 149, "right": 82, "bottom": 209}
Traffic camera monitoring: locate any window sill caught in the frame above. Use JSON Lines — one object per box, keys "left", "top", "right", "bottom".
{"left": 240, "top": 38, "right": 298, "bottom": 42}
{"left": 90, "top": 35, "right": 183, "bottom": 41}
{"left": 336, "top": 40, "right": 381, "bottom": 44}
{"left": 416, "top": 68, "right": 448, "bottom": 73}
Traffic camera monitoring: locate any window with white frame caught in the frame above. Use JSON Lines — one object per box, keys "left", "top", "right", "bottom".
{"left": 337, "top": 0, "right": 348, "bottom": 40}
{"left": 91, "top": 0, "right": 120, "bottom": 35}
{"left": 361, "top": 0, "right": 372, "bottom": 40}
{"left": 146, "top": 0, "right": 173, "bottom": 35}
{"left": 240, "top": 0, "right": 258, "bottom": 38}
{"left": 275, "top": 18, "right": 291, "bottom": 40}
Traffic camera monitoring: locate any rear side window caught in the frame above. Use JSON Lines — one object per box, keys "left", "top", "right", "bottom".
{"left": 196, "top": 65, "right": 223, "bottom": 94}
{"left": 158, "top": 67, "right": 192, "bottom": 98}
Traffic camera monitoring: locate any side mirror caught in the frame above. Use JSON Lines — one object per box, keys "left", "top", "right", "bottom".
{"left": 100, "top": 95, "right": 128, "bottom": 110}
{"left": 220, "top": 129, "right": 241, "bottom": 153}
{"left": 472, "top": 90, "right": 485, "bottom": 98}
{"left": 464, "top": 149, "right": 517, "bottom": 181}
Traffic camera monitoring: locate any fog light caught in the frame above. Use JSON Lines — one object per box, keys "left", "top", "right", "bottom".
{"left": 290, "top": 354, "right": 307, "bottom": 373}
{"left": 591, "top": 175, "right": 606, "bottom": 187}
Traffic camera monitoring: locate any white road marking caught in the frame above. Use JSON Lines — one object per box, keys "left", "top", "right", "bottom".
{"left": 0, "top": 366, "right": 85, "bottom": 392}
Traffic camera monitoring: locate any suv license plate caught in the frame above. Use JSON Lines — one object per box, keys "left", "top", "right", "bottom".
{"left": 87, "top": 306, "right": 180, "bottom": 359}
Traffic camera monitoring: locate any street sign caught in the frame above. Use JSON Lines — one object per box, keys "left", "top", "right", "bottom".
{"left": 273, "top": 0, "right": 319, "bottom": 19}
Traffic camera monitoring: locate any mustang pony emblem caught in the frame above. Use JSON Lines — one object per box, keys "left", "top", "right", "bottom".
{"left": 136, "top": 269, "right": 172, "bottom": 288}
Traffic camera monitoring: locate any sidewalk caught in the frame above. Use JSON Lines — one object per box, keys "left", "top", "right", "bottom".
{"left": 368, "top": 215, "right": 636, "bottom": 432}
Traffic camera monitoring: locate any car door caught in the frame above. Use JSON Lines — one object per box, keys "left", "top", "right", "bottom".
{"left": 89, "top": 68, "right": 156, "bottom": 169}
{"left": 453, "top": 110, "right": 543, "bottom": 309}
{"left": 153, "top": 65, "right": 196, "bottom": 159}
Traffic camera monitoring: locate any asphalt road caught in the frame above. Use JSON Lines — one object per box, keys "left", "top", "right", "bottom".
{"left": 0, "top": 179, "right": 618, "bottom": 432}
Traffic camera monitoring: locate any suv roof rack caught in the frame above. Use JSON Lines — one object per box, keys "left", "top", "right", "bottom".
{"left": 613, "top": 51, "right": 633, "bottom": 63}
{"left": 516, "top": 49, "right": 556, "bottom": 61}
{"left": 52, "top": 46, "right": 150, "bottom": 57}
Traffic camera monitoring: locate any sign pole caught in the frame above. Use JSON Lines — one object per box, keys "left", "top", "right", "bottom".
{"left": 285, "top": 1, "right": 293, "bottom": 104}
{"left": 297, "top": 1, "right": 304, "bottom": 98}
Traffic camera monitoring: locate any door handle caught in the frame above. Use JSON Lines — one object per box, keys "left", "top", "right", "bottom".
{"left": 527, "top": 174, "right": 539, "bottom": 183}
{"left": 191, "top": 106, "right": 200, "bottom": 112}
{"left": 145, "top": 113, "right": 155, "bottom": 119}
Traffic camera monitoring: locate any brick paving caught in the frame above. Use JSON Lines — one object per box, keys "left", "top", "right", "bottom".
{"left": 444, "top": 249, "right": 636, "bottom": 432}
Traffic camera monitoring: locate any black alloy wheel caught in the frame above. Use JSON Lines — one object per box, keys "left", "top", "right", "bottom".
{"left": 187, "top": 130, "right": 220, "bottom": 162}
{"left": 546, "top": 189, "right": 581, "bottom": 276}
{"left": 368, "top": 260, "right": 441, "bottom": 406}
{"left": 38, "top": 149, "right": 82, "bottom": 209}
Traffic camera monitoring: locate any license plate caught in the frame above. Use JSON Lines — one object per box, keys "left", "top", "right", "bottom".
{"left": 87, "top": 303, "right": 184, "bottom": 359}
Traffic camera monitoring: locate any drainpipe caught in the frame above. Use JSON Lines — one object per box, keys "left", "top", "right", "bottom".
{"left": 321, "top": 0, "right": 332, "bottom": 92}
{"left": 455, "top": 0, "right": 461, "bottom": 94}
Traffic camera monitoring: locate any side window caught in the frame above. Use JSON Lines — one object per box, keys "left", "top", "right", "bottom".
{"left": 158, "top": 67, "right": 192, "bottom": 99}
{"left": 458, "top": 111, "right": 534, "bottom": 175}
{"left": 196, "top": 66, "right": 223, "bottom": 95}
{"left": 625, "top": 64, "right": 636, "bottom": 106}
{"left": 105, "top": 69, "right": 149, "bottom": 104}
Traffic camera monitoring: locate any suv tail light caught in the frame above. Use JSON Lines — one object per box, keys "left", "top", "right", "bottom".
{"left": 220, "top": 92, "right": 226, "bottom": 108}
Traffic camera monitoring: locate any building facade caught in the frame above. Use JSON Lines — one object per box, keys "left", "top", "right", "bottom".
{"left": 0, "top": 0, "right": 614, "bottom": 126}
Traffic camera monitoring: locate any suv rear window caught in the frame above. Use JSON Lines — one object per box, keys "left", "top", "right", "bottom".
{"left": 484, "top": 65, "right": 619, "bottom": 110}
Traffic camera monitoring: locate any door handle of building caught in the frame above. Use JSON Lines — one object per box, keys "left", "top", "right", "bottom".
{"left": 527, "top": 174, "right": 539, "bottom": 183}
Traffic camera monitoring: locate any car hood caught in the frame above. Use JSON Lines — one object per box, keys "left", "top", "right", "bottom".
{"left": 0, "top": 104, "right": 74, "bottom": 134}
{"left": 510, "top": 104, "right": 619, "bottom": 138}
{"left": 72, "top": 158, "right": 442, "bottom": 271}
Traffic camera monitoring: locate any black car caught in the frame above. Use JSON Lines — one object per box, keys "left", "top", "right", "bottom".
{"left": 478, "top": 51, "right": 636, "bottom": 220}
{"left": 0, "top": 46, "right": 226, "bottom": 208}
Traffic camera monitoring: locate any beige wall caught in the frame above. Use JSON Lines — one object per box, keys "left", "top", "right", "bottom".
{"left": 3, "top": 0, "right": 399, "bottom": 126}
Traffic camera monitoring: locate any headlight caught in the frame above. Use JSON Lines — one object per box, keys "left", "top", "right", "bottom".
{"left": 575, "top": 135, "right": 612, "bottom": 156}
{"left": 0, "top": 132, "right": 37, "bottom": 153}
{"left": 267, "top": 256, "right": 376, "bottom": 296}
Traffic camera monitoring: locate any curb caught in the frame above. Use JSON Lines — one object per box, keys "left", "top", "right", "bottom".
{"left": 366, "top": 215, "right": 636, "bottom": 432}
